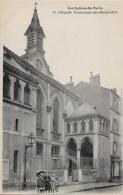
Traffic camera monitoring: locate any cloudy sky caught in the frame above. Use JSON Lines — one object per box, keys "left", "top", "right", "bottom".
{"left": 1, "top": 0, "right": 123, "bottom": 95}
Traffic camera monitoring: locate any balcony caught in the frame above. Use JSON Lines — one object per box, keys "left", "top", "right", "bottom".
{"left": 51, "top": 132, "right": 62, "bottom": 142}
{"left": 36, "top": 128, "right": 45, "bottom": 139}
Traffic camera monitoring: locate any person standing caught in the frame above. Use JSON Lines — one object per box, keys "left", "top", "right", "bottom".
{"left": 44, "top": 172, "right": 51, "bottom": 192}
{"left": 50, "top": 173, "right": 57, "bottom": 193}
{"left": 36, "top": 171, "right": 45, "bottom": 193}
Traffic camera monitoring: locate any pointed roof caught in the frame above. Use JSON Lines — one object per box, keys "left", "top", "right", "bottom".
{"left": 68, "top": 102, "right": 99, "bottom": 119}
{"left": 24, "top": 7, "right": 45, "bottom": 37}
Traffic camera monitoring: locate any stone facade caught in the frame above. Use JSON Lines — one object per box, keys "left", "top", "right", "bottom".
{"left": 2, "top": 6, "right": 122, "bottom": 189}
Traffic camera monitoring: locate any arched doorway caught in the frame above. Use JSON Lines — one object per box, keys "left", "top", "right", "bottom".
{"left": 66, "top": 138, "right": 77, "bottom": 179}
{"left": 80, "top": 137, "right": 93, "bottom": 169}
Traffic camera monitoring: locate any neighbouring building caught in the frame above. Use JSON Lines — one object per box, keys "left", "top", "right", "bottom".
{"left": 2, "top": 6, "right": 122, "bottom": 189}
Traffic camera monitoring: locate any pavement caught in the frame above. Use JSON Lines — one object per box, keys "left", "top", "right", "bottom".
{"left": 3, "top": 182, "right": 123, "bottom": 194}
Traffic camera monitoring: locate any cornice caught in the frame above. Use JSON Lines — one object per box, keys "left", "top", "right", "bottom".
{"left": 65, "top": 113, "right": 110, "bottom": 122}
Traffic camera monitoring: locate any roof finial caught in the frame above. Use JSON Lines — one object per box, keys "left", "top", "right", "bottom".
{"left": 35, "top": 2, "right": 38, "bottom": 9}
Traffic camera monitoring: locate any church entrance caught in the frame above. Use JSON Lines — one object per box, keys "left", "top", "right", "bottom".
{"left": 67, "top": 138, "right": 77, "bottom": 182}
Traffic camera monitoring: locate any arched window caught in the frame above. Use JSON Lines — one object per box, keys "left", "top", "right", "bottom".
{"left": 51, "top": 146, "right": 60, "bottom": 169}
{"left": 14, "top": 79, "right": 21, "bottom": 101}
{"left": 81, "top": 120, "right": 85, "bottom": 132}
{"left": 80, "top": 137, "right": 93, "bottom": 169}
{"left": 24, "top": 84, "right": 31, "bottom": 105}
{"left": 73, "top": 121, "right": 78, "bottom": 132}
{"left": 36, "top": 89, "right": 44, "bottom": 130}
{"left": 3, "top": 74, "right": 11, "bottom": 98}
{"left": 89, "top": 119, "right": 94, "bottom": 131}
{"left": 53, "top": 98, "right": 59, "bottom": 132}
{"left": 66, "top": 122, "right": 70, "bottom": 133}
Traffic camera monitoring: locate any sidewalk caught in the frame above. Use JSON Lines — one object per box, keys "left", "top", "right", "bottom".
{"left": 3, "top": 182, "right": 122, "bottom": 194}
{"left": 58, "top": 182, "right": 122, "bottom": 193}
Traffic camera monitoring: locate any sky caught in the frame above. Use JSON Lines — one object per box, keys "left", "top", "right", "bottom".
{"left": 0, "top": 0, "right": 123, "bottom": 95}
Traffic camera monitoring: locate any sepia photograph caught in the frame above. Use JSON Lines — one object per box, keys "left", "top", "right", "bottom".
{"left": 1, "top": 0, "right": 123, "bottom": 194}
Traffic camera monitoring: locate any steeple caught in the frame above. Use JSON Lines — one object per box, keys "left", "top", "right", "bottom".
{"left": 24, "top": 3, "right": 45, "bottom": 55}
{"left": 23, "top": 4, "right": 52, "bottom": 77}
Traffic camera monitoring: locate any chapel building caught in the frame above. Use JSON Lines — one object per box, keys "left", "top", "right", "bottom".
{"left": 3, "top": 6, "right": 122, "bottom": 188}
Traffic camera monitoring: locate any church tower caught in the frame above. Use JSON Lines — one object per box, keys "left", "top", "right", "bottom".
{"left": 23, "top": 4, "right": 52, "bottom": 76}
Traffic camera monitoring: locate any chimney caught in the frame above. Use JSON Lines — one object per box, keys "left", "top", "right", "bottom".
{"left": 65, "top": 76, "right": 74, "bottom": 90}
{"left": 89, "top": 72, "right": 100, "bottom": 86}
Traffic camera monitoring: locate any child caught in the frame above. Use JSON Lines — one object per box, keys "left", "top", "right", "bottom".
{"left": 50, "top": 174, "right": 57, "bottom": 193}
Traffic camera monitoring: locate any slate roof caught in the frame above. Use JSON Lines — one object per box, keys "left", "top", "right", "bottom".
{"left": 24, "top": 8, "right": 45, "bottom": 38}
{"left": 69, "top": 102, "right": 98, "bottom": 118}
{"left": 73, "top": 81, "right": 111, "bottom": 118}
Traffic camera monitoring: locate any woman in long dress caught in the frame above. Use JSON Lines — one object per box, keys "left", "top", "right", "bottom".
{"left": 37, "top": 171, "right": 45, "bottom": 193}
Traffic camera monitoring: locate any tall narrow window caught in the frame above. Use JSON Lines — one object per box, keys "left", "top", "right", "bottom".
{"left": 36, "top": 142, "right": 43, "bottom": 156}
{"left": 24, "top": 84, "right": 31, "bottom": 105}
{"left": 113, "top": 142, "right": 118, "bottom": 156}
{"left": 89, "top": 119, "right": 94, "bottom": 131}
{"left": 103, "top": 121, "right": 105, "bottom": 131}
{"left": 53, "top": 98, "right": 59, "bottom": 132}
{"left": 15, "top": 119, "right": 19, "bottom": 131}
{"left": 73, "top": 121, "right": 78, "bottom": 132}
{"left": 67, "top": 122, "right": 70, "bottom": 133}
{"left": 100, "top": 121, "right": 102, "bottom": 131}
{"left": 51, "top": 146, "right": 59, "bottom": 157}
{"left": 36, "top": 90, "right": 44, "bottom": 130}
{"left": 112, "top": 119, "right": 118, "bottom": 132}
{"left": 81, "top": 120, "right": 85, "bottom": 132}
{"left": 51, "top": 146, "right": 60, "bottom": 170}
{"left": 14, "top": 79, "right": 21, "bottom": 101}
{"left": 3, "top": 74, "right": 11, "bottom": 98}
{"left": 14, "top": 150, "right": 18, "bottom": 173}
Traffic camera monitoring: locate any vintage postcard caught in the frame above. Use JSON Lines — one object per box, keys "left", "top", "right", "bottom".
{"left": 0, "top": 0, "right": 123, "bottom": 194}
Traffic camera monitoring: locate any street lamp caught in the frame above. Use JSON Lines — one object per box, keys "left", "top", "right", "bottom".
{"left": 23, "top": 133, "right": 36, "bottom": 189}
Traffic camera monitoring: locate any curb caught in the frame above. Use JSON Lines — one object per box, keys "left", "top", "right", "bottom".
{"left": 73, "top": 183, "right": 123, "bottom": 192}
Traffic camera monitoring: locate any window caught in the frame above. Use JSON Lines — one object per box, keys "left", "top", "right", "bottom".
{"left": 66, "top": 122, "right": 70, "bottom": 132}
{"left": 81, "top": 120, "right": 85, "bottom": 132}
{"left": 100, "top": 121, "right": 102, "bottom": 131}
{"left": 52, "top": 159, "right": 59, "bottom": 170}
{"left": 51, "top": 146, "right": 60, "bottom": 170}
{"left": 113, "top": 142, "right": 118, "bottom": 156}
{"left": 24, "top": 84, "right": 31, "bottom": 105}
{"left": 14, "top": 150, "right": 19, "bottom": 173}
{"left": 103, "top": 121, "right": 105, "bottom": 131}
{"left": 15, "top": 119, "right": 19, "bottom": 131}
{"left": 36, "top": 89, "right": 44, "bottom": 129}
{"left": 89, "top": 119, "right": 94, "bottom": 131}
{"left": 3, "top": 74, "right": 11, "bottom": 98}
{"left": 112, "top": 97, "right": 119, "bottom": 112}
{"left": 112, "top": 119, "right": 118, "bottom": 132}
{"left": 51, "top": 146, "right": 59, "bottom": 157}
{"left": 53, "top": 98, "right": 59, "bottom": 132}
{"left": 14, "top": 79, "right": 21, "bottom": 101}
{"left": 36, "top": 142, "right": 43, "bottom": 156}
{"left": 73, "top": 121, "right": 78, "bottom": 132}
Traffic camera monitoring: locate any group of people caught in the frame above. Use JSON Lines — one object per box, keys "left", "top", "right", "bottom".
{"left": 37, "top": 171, "right": 57, "bottom": 193}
